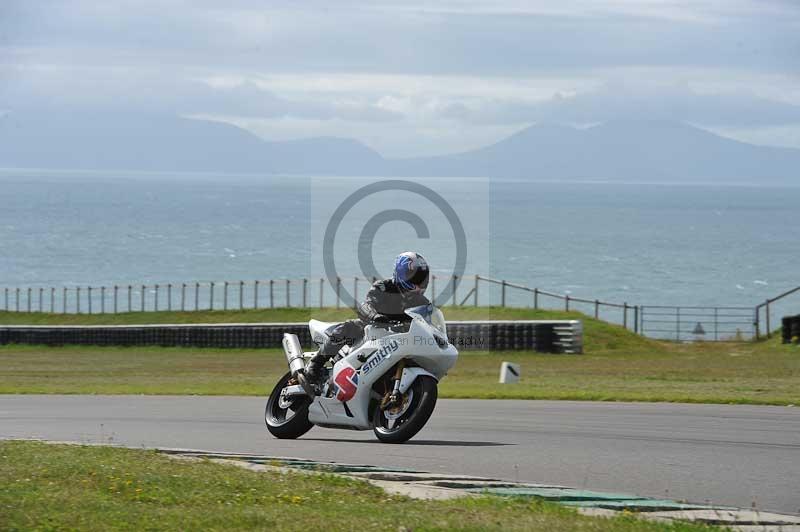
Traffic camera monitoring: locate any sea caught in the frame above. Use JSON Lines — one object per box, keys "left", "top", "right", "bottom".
{"left": 1, "top": 169, "right": 798, "bottom": 325}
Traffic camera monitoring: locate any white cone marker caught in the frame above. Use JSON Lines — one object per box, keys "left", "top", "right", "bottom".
{"left": 499, "top": 362, "right": 521, "bottom": 384}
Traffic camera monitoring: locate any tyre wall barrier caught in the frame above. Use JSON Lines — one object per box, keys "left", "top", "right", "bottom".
{"left": 782, "top": 315, "right": 800, "bottom": 344}
{"left": 0, "top": 320, "right": 582, "bottom": 353}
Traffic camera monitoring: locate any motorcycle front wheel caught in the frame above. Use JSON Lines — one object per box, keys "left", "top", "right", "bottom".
{"left": 373, "top": 375, "right": 438, "bottom": 444}
{"left": 265, "top": 371, "right": 314, "bottom": 439}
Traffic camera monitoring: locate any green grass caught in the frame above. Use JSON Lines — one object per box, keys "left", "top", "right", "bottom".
{"left": 0, "top": 307, "right": 798, "bottom": 404}
{"left": 0, "top": 440, "right": 711, "bottom": 531}
{"left": 440, "top": 336, "right": 800, "bottom": 404}
{"left": 0, "top": 306, "right": 608, "bottom": 325}
{"left": 0, "top": 307, "right": 357, "bottom": 325}
{"left": 0, "top": 339, "right": 797, "bottom": 405}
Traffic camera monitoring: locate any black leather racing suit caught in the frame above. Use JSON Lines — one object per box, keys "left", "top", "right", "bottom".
{"left": 315, "top": 278, "right": 430, "bottom": 361}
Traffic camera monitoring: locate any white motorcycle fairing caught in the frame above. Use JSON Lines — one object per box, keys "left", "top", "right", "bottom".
{"left": 308, "top": 319, "right": 337, "bottom": 345}
{"left": 303, "top": 306, "right": 458, "bottom": 430}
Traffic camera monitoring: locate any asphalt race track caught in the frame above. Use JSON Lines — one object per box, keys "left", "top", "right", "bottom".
{"left": 1, "top": 396, "right": 798, "bottom": 515}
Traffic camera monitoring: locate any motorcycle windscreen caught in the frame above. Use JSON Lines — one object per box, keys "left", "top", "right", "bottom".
{"left": 404, "top": 304, "right": 447, "bottom": 339}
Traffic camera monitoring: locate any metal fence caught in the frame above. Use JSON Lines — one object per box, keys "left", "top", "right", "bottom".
{"left": 640, "top": 306, "right": 756, "bottom": 341}
{"left": 0, "top": 274, "right": 640, "bottom": 332}
{"left": 1, "top": 275, "right": 797, "bottom": 342}
{"left": 755, "top": 285, "right": 800, "bottom": 340}
{"left": 0, "top": 279, "right": 362, "bottom": 314}
{"left": 469, "top": 276, "right": 640, "bottom": 332}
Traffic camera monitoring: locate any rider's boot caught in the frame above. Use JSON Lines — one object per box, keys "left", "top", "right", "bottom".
{"left": 296, "top": 351, "right": 325, "bottom": 396}
{"left": 303, "top": 351, "right": 328, "bottom": 386}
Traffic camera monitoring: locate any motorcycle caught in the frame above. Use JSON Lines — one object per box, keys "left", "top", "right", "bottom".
{"left": 265, "top": 304, "right": 459, "bottom": 443}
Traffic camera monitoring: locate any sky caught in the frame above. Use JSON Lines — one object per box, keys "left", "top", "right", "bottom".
{"left": 2, "top": 0, "right": 800, "bottom": 157}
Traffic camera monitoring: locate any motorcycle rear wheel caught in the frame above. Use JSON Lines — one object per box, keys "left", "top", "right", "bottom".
{"left": 373, "top": 376, "right": 438, "bottom": 444}
{"left": 265, "top": 371, "right": 314, "bottom": 439}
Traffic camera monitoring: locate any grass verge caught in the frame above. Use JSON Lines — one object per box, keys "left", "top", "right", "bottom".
{"left": 0, "top": 307, "right": 797, "bottom": 404}
{"left": 0, "top": 440, "right": 709, "bottom": 531}
{"left": 0, "top": 339, "right": 797, "bottom": 404}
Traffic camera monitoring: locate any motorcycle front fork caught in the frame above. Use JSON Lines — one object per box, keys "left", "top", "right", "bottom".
{"left": 380, "top": 360, "right": 405, "bottom": 410}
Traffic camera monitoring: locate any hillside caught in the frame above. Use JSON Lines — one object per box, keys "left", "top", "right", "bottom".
{"left": 2, "top": 111, "right": 798, "bottom": 183}
{"left": 390, "top": 120, "right": 800, "bottom": 182}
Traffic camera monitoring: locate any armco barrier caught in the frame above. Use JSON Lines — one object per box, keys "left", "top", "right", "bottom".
{"left": 0, "top": 320, "right": 582, "bottom": 353}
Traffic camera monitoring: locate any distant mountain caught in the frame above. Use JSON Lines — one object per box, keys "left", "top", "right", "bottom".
{"left": 0, "top": 111, "right": 385, "bottom": 175}
{"left": 390, "top": 120, "right": 800, "bottom": 183}
{"left": 1, "top": 111, "right": 798, "bottom": 183}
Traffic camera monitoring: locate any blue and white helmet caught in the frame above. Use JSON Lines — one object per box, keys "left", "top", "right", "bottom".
{"left": 393, "top": 251, "right": 430, "bottom": 293}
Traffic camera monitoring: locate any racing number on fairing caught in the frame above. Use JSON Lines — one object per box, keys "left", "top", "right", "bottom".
{"left": 334, "top": 366, "right": 359, "bottom": 402}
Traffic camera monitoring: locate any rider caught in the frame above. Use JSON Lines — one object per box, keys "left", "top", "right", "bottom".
{"left": 304, "top": 251, "right": 431, "bottom": 385}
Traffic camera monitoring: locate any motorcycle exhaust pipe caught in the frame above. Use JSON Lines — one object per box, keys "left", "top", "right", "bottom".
{"left": 282, "top": 333, "right": 306, "bottom": 376}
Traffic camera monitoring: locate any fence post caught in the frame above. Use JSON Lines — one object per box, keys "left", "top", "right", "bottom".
{"left": 452, "top": 275, "right": 458, "bottom": 306}
{"left": 127, "top": 285, "right": 132, "bottom": 312}
{"left": 640, "top": 306, "right": 645, "bottom": 335}
{"left": 88, "top": 287, "right": 93, "bottom": 314}
{"left": 50, "top": 287, "right": 55, "bottom": 313}
{"left": 113, "top": 286, "right": 118, "bottom": 314}
{"left": 254, "top": 280, "right": 260, "bottom": 309}
{"left": 286, "top": 279, "right": 291, "bottom": 307}
{"left": 594, "top": 299, "right": 599, "bottom": 318}
{"left": 167, "top": 284, "right": 172, "bottom": 311}
{"left": 210, "top": 282, "right": 215, "bottom": 310}
{"left": 319, "top": 278, "right": 324, "bottom": 309}
{"left": 534, "top": 288, "right": 539, "bottom": 310}
{"left": 154, "top": 284, "right": 159, "bottom": 311}
{"left": 765, "top": 300, "right": 771, "bottom": 338}
{"left": 302, "top": 279, "right": 308, "bottom": 308}
{"left": 474, "top": 275, "right": 479, "bottom": 307}
{"left": 38, "top": 287, "right": 43, "bottom": 312}
{"left": 501, "top": 280, "right": 506, "bottom": 307}
{"left": 181, "top": 283, "right": 186, "bottom": 311}
{"left": 634, "top": 305, "right": 639, "bottom": 334}
{"left": 3, "top": 288, "right": 7, "bottom": 311}
{"left": 714, "top": 307, "right": 718, "bottom": 341}
{"left": 194, "top": 282, "right": 199, "bottom": 311}
{"left": 101, "top": 286, "right": 105, "bottom": 314}
{"left": 753, "top": 307, "right": 760, "bottom": 340}
{"left": 353, "top": 277, "right": 358, "bottom": 309}
{"left": 76, "top": 287, "right": 80, "bottom": 313}
{"left": 269, "top": 280, "right": 274, "bottom": 308}
{"left": 223, "top": 281, "right": 229, "bottom": 311}
{"left": 27, "top": 287, "right": 32, "bottom": 312}
{"left": 676, "top": 307, "right": 681, "bottom": 341}
{"left": 622, "top": 302, "right": 628, "bottom": 330}
{"left": 63, "top": 287, "right": 67, "bottom": 313}
{"left": 335, "top": 277, "right": 341, "bottom": 309}
{"left": 565, "top": 294, "right": 570, "bottom": 311}
{"left": 239, "top": 281, "right": 244, "bottom": 310}
{"left": 140, "top": 285, "right": 145, "bottom": 312}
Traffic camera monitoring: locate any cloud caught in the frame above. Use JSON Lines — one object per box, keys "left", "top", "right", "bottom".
{"left": 0, "top": 69, "right": 400, "bottom": 122}
{"left": 2, "top": 0, "right": 800, "bottom": 153}
{"left": 3, "top": 0, "right": 799, "bottom": 76}
{"left": 437, "top": 82, "right": 800, "bottom": 127}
